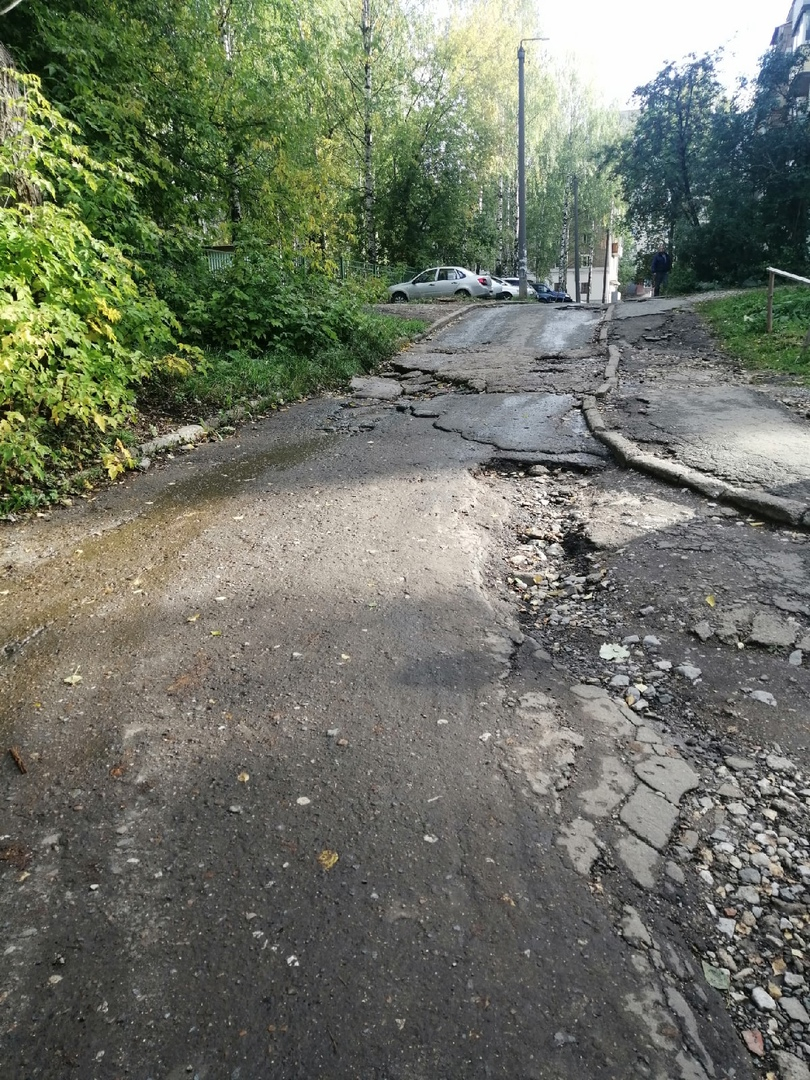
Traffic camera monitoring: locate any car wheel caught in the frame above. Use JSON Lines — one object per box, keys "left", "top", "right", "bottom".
{"left": 390, "top": 291, "right": 408, "bottom": 303}
{"left": 454, "top": 288, "right": 471, "bottom": 298}
{"left": 498, "top": 292, "right": 511, "bottom": 300}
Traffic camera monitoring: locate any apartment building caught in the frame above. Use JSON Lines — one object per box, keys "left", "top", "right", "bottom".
{"left": 772, "top": 1, "right": 810, "bottom": 100}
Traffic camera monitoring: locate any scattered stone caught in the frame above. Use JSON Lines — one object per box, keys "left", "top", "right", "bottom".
{"left": 692, "top": 620, "right": 713, "bottom": 642}
{"left": 766, "top": 754, "right": 797, "bottom": 774}
{"left": 751, "top": 986, "right": 777, "bottom": 1011}
{"left": 748, "top": 689, "right": 777, "bottom": 707}
{"left": 349, "top": 376, "right": 403, "bottom": 400}
{"left": 789, "top": 650, "right": 804, "bottom": 667}
{"left": 725, "top": 756, "right": 757, "bottom": 772}
{"left": 742, "top": 1028, "right": 765, "bottom": 1057}
{"left": 781, "top": 997, "right": 810, "bottom": 1024}
{"left": 774, "top": 1050, "right": 810, "bottom": 1080}
{"left": 676, "top": 664, "right": 701, "bottom": 681}
{"left": 748, "top": 611, "right": 797, "bottom": 649}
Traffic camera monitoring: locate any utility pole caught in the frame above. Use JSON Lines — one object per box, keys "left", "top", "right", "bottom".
{"left": 573, "top": 174, "right": 580, "bottom": 303}
{"left": 517, "top": 37, "right": 547, "bottom": 300}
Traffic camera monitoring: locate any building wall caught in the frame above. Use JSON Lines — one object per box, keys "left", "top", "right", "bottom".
{"left": 547, "top": 235, "right": 622, "bottom": 304}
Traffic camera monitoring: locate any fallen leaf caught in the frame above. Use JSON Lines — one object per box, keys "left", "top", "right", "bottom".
{"left": 499, "top": 894, "right": 516, "bottom": 907}
{"left": 237, "top": 771, "right": 249, "bottom": 783}
{"left": 772, "top": 957, "right": 787, "bottom": 975}
{"left": 318, "top": 849, "right": 339, "bottom": 871}
{"left": 63, "top": 669, "right": 83, "bottom": 686}
{"left": 340, "top": 654, "right": 351, "bottom": 661}
{"left": 187, "top": 613, "right": 200, "bottom": 622}
{"left": 705, "top": 594, "right": 716, "bottom": 607}
{"left": 210, "top": 630, "right": 222, "bottom": 637}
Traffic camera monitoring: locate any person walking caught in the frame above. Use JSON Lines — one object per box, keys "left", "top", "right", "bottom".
{"left": 651, "top": 243, "right": 671, "bottom": 297}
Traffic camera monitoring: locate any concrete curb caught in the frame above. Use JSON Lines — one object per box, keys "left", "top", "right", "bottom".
{"left": 583, "top": 336, "right": 810, "bottom": 528}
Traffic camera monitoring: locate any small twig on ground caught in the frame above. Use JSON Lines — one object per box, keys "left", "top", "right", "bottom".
{"left": 8, "top": 746, "right": 27, "bottom": 774}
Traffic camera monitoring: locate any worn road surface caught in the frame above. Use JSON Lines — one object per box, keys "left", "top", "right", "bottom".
{"left": 3, "top": 301, "right": 809, "bottom": 1080}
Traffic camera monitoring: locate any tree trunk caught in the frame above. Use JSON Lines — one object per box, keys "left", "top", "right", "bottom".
{"left": 558, "top": 179, "right": 570, "bottom": 292}
{"left": 0, "top": 41, "right": 40, "bottom": 205}
{"left": 218, "top": 4, "right": 242, "bottom": 229}
{"left": 361, "top": 0, "right": 376, "bottom": 266}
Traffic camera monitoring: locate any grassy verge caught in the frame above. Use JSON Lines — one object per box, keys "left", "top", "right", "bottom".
{"left": 698, "top": 286, "right": 810, "bottom": 383}
{"left": 148, "top": 311, "right": 426, "bottom": 416}
{"left": 0, "top": 309, "right": 426, "bottom": 516}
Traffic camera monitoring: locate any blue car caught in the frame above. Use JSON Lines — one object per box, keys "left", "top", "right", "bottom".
{"left": 503, "top": 279, "right": 573, "bottom": 303}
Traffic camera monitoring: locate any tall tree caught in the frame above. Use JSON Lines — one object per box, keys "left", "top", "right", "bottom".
{"left": 614, "top": 53, "right": 726, "bottom": 249}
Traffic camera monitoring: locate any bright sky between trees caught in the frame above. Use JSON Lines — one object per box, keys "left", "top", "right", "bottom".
{"left": 540, "top": 0, "right": 786, "bottom": 106}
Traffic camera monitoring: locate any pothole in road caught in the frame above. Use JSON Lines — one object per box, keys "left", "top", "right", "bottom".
{"left": 486, "top": 458, "right": 810, "bottom": 1075}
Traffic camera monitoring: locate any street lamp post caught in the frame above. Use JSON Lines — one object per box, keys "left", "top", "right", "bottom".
{"left": 517, "top": 37, "right": 547, "bottom": 300}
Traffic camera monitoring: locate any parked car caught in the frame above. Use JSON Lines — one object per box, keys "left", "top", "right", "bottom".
{"left": 387, "top": 266, "right": 494, "bottom": 302}
{"left": 490, "top": 275, "right": 520, "bottom": 299}
{"left": 503, "top": 278, "right": 573, "bottom": 303}
{"left": 533, "top": 281, "right": 573, "bottom": 303}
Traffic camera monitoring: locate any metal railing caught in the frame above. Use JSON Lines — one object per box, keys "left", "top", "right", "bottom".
{"left": 766, "top": 265, "right": 810, "bottom": 332}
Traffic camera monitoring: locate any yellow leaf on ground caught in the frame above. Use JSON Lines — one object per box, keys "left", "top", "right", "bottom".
{"left": 237, "top": 771, "right": 249, "bottom": 783}
{"left": 705, "top": 595, "right": 716, "bottom": 607}
{"left": 318, "top": 850, "right": 339, "bottom": 871}
{"left": 187, "top": 613, "right": 200, "bottom": 622}
{"left": 63, "top": 670, "right": 83, "bottom": 686}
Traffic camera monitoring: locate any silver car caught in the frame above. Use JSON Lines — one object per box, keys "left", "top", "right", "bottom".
{"left": 491, "top": 275, "right": 521, "bottom": 299}
{"left": 388, "top": 266, "right": 494, "bottom": 302}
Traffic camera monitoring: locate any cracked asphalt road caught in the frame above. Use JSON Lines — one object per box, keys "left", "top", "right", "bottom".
{"left": 0, "top": 302, "right": 767, "bottom": 1079}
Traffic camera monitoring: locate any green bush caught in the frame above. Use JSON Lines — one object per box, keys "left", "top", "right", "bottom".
{"left": 0, "top": 75, "right": 195, "bottom": 508}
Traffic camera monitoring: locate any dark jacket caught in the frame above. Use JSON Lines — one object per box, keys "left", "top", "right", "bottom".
{"left": 651, "top": 251, "right": 671, "bottom": 274}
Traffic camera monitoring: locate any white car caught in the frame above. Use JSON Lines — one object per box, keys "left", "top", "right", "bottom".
{"left": 491, "top": 275, "right": 520, "bottom": 299}
{"left": 388, "top": 266, "right": 494, "bottom": 302}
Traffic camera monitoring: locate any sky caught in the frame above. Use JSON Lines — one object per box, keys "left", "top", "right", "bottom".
{"left": 538, "top": 1, "right": 789, "bottom": 107}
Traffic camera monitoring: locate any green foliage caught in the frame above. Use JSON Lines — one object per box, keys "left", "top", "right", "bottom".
{"left": 699, "top": 287, "right": 810, "bottom": 381}
{"left": 159, "top": 315, "right": 426, "bottom": 414}
{"left": 666, "top": 263, "right": 699, "bottom": 295}
{"left": 0, "top": 75, "right": 194, "bottom": 507}
{"left": 611, "top": 46, "right": 810, "bottom": 286}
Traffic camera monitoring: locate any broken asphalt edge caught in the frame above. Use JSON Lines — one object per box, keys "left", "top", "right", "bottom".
{"left": 584, "top": 310, "right": 810, "bottom": 529}
{"left": 136, "top": 304, "right": 481, "bottom": 463}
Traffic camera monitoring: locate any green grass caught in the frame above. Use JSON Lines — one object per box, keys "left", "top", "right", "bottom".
{"left": 143, "top": 312, "right": 427, "bottom": 416}
{"left": 698, "top": 285, "right": 810, "bottom": 383}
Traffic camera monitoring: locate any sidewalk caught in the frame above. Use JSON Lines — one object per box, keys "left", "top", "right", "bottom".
{"left": 584, "top": 295, "right": 810, "bottom": 527}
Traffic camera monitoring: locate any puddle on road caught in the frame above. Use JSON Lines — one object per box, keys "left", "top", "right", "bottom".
{"left": 0, "top": 435, "right": 329, "bottom": 741}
